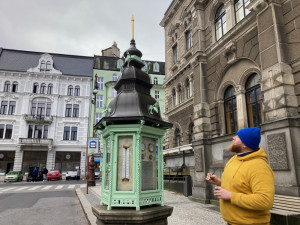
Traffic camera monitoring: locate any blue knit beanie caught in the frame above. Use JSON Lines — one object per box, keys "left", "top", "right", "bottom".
{"left": 237, "top": 127, "right": 261, "bottom": 150}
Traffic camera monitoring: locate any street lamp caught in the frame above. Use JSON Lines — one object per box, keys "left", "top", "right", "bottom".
{"left": 87, "top": 74, "right": 99, "bottom": 193}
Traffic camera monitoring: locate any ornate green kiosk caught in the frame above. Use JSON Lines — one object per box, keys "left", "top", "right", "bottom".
{"left": 92, "top": 38, "right": 173, "bottom": 224}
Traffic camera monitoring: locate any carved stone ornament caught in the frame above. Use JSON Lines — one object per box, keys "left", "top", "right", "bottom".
{"left": 65, "top": 96, "right": 81, "bottom": 104}
{"left": 246, "top": 0, "right": 269, "bottom": 13}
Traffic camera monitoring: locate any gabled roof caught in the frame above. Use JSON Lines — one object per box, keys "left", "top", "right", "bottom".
{"left": 0, "top": 48, "right": 94, "bottom": 77}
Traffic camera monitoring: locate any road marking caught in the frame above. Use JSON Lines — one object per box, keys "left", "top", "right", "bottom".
{"left": 42, "top": 185, "right": 52, "bottom": 190}
{"left": 2, "top": 187, "right": 17, "bottom": 192}
{"left": 28, "top": 186, "right": 42, "bottom": 191}
{"left": 80, "top": 184, "right": 86, "bottom": 188}
{"left": 55, "top": 185, "right": 64, "bottom": 190}
{"left": 14, "top": 186, "right": 29, "bottom": 191}
{"left": 68, "top": 185, "right": 75, "bottom": 189}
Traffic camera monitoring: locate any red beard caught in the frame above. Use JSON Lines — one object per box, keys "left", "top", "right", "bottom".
{"left": 227, "top": 143, "right": 243, "bottom": 153}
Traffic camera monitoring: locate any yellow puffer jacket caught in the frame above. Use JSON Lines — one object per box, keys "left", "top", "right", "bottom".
{"left": 220, "top": 148, "right": 275, "bottom": 225}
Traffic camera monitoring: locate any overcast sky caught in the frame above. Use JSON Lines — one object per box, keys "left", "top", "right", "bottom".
{"left": 0, "top": 0, "right": 172, "bottom": 62}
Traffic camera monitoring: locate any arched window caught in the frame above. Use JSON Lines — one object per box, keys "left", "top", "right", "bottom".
{"left": 246, "top": 73, "right": 264, "bottom": 127}
{"left": 47, "top": 84, "right": 53, "bottom": 94}
{"left": 153, "top": 77, "right": 158, "bottom": 85}
{"left": 215, "top": 4, "right": 226, "bottom": 41}
{"left": 4, "top": 81, "right": 11, "bottom": 92}
{"left": 40, "top": 60, "right": 46, "bottom": 72}
{"left": 172, "top": 88, "right": 176, "bottom": 107}
{"left": 189, "top": 123, "right": 194, "bottom": 144}
{"left": 224, "top": 86, "right": 237, "bottom": 134}
{"left": 153, "top": 63, "right": 159, "bottom": 72}
{"left": 33, "top": 83, "right": 39, "bottom": 93}
{"left": 12, "top": 82, "right": 18, "bottom": 92}
{"left": 175, "top": 128, "right": 181, "bottom": 147}
{"left": 185, "top": 79, "right": 190, "bottom": 99}
{"left": 40, "top": 83, "right": 46, "bottom": 94}
{"left": 67, "top": 85, "right": 73, "bottom": 96}
{"left": 235, "top": 0, "right": 251, "bottom": 23}
{"left": 46, "top": 61, "right": 51, "bottom": 72}
{"left": 178, "top": 85, "right": 182, "bottom": 104}
{"left": 74, "top": 85, "right": 80, "bottom": 96}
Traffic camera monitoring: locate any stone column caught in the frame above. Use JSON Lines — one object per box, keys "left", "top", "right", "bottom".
{"left": 13, "top": 148, "right": 23, "bottom": 171}
{"left": 235, "top": 85, "right": 248, "bottom": 129}
{"left": 46, "top": 149, "right": 55, "bottom": 170}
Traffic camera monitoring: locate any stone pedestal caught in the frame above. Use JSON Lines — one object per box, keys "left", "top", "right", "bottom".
{"left": 92, "top": 205, "right": 173, "bottom": 225}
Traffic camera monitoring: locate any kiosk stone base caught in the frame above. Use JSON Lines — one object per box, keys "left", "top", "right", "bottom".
{"left": 92, "top": 205, "right": 173, "bottom": 225}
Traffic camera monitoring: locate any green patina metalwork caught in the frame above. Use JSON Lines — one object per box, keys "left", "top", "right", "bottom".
{"left": 99, "top": 122, "right": 166, "bottom": 211}
{"left": 148, "top": 102, "right": 159, "bottom": 115}
{"left": 124, "top": 51, "right": 145, "bottom": 68}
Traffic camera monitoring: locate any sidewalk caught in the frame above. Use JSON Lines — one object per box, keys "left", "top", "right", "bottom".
{"left": 76, "top": 184, "right": 226, "bottom": 225}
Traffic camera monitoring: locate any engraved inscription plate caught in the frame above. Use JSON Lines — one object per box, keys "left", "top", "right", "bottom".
{"left": 141, "top": 161, "right": 154, "bottom": 191}
{"left": 267, "top": 133, "right": 289, "bottom": 170}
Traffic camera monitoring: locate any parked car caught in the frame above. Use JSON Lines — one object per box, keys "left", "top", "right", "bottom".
{"left": 27, "top": 167, "right": 43, "bottom": 182}
{"left": 66, "top": 170, "right": 80, "bottom": 180}
{"left": 47, "top": 170, "right": 62, "bottom": 181}
{"left": 4, "top": 171, "right": 23, "bottom": 182}
{"left": 94, "top": 170, "right": 100, "bottom": 179}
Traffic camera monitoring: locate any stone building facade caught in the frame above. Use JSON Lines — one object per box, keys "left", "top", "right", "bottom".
{"left": 0, "top": 48, "right": 93, "bottom": 176}
{"left": 160, "top": 0, "right": 300, "bottom": 199}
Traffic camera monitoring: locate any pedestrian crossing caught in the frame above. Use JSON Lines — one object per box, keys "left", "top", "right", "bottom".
{"left": 0, "top": 184, "right": 87, "bottom": 194}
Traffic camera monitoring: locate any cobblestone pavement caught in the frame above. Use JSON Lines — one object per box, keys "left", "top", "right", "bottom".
{"left": 77, "top": 184, "right": 226, "bottom": 225}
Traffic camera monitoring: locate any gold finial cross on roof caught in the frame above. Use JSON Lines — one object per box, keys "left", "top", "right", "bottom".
{"left": 131, "top": 15, "right": 134, "bottom": 40}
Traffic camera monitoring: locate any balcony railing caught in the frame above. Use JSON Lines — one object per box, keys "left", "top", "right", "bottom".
{"left": 19, "top": 138, "right": 53, "bottom": 146}
{"left": 24, "top": 114, "right": 53, "bottom": 124}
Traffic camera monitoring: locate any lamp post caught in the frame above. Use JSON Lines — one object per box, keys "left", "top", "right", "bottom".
{"left": 87, "top": 74, "right": 99, "bottom": 193}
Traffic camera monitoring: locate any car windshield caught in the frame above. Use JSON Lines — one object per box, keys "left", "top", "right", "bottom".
{"left": 50, "top": 170, "right": 59, "bottom": 173}
{"left": 7, "top": 171, "right": 19, "bottom": 175}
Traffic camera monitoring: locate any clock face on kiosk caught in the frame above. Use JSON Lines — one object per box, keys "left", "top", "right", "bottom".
{"left": 148, "top": 143, "right": 154, "bottom": 152}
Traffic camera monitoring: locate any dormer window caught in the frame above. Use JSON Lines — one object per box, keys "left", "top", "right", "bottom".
{"left": 46, "top": 61, "right": 51, "bottom": 72}
{"left": 28, "top": 53, "right": 62, "bottom": 74}
{"left": 40, "top": 61, "right": 46, "bottom": 72}
{"left": 117, "top": 59, "right": 123, "bottom": 69}
{"left": 153, "top": 63, "right": 159, "bottom": 72}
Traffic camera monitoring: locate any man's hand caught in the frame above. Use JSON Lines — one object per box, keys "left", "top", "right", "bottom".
{"left": 214, "top": 186, "right": 232, "bottom": 200}
{"left": 206, "top": 173, "right": 221, "bottom": 186}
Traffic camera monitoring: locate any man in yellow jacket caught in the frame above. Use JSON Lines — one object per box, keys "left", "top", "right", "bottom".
{"left": 207, "top": 127, "right": 275, "bottom": 225}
